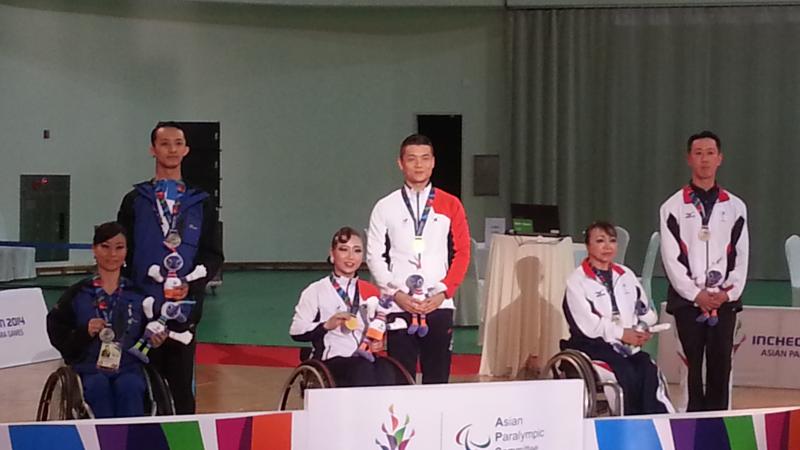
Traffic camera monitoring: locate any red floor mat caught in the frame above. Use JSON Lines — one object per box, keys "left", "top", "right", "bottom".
{"left": 196, "top": 343, "right": 480, "bottom": 375}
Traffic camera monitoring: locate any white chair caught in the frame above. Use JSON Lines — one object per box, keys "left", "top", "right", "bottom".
{"left": 785, "top": 235, "right": 800, "bottom": 307}
{"left": 614, "top": 226, "right": 630, "bottom": 265}
{"left": 455, "top": 238, "right": 486, "bottom": 326}
{"left": 573, "top": 244, "right": 587, "bottom": 267}
{"left": 640, "top": 231, "right": 661, "bottom": 302}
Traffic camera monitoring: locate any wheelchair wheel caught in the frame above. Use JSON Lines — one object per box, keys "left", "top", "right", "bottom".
{"left": 277, "top": 359, "right": 335, "bottom": 411}
{"left": 379, "top": 355, "right": 415, "bottom": 385}
{"left": 541, "top": 350, "right": 598, "bottom": 418}
{"left": 143, "top": 364, "right": 175, "bottom": 416}
{"left": 36, "top": 367, "right": 93, "bottom": 421}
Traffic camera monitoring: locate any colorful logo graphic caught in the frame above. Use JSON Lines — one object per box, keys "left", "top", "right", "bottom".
{"left": 455, "top": 424, "right": 491, "bottom": 450}
{"left": 375, "top": 405, "right": 415, "bottom": 450}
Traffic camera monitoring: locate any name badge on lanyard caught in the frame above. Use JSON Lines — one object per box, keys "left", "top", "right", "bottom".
{"left": 401, "top": 187, "right": 435, "bottom": 269}
{"left": 97, "top": 341, "right": 123, "bottom": 373}
{"left": 94, "top": 277, "right": 124, "bottom": 373}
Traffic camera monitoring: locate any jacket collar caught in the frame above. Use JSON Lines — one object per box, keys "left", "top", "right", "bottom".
{"left": 134, "top": 180, "right": 208, "bottom": 209}
{"left": 682, "top": 184, "right": 730, "bottom": 204}
{"left": 581, "top": 258, "right": 624, "bottom": 280}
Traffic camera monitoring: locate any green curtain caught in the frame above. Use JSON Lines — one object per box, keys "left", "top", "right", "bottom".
{"left": 509, "top": 6, "right": 800, "bottom": 280}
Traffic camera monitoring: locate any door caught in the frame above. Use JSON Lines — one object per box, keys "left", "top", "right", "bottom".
{"left": 416, "top": 115, "right": 462, "bottom": 198}
{"left": 20, "top": 175, "right": 70, "bottom": 262}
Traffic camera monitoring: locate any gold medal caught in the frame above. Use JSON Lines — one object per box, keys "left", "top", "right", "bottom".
{"left": 345, "top": 315, "right": 359, "bottom": 331}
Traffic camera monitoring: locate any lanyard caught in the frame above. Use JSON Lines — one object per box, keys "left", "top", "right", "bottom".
{"left": 689, "top": 190, "right": 717, "bottom": 226}
{"left": 400, "top": 186, "right": 435, "bottom": 237}
{"left": 153, "top": 180, "right": 186, "bottom": 236}
{"left": 593, "top": 268, "right": 620, "bottom": 318}
{"left": 328, "top": 274, "right": 360, "bottom": 314}
{"left": 93, "top": 276, "right": 124, "bottom": 326}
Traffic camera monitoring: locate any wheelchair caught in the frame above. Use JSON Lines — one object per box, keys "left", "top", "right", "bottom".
{"left": 541, "top": 347, "right": 672, "bottom": 418}
{"left": 277, "top": 348, "right": 415, "bottom": 411}
{"left": 36, "top": 363, "right": 175, "bottom": 420}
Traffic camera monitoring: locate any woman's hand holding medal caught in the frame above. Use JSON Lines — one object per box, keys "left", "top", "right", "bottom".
{"left": 87, "top": 318, "right": 106, "bottom": 337}
{"left": 324, "top": 312, "right": 356, "bottom": 331}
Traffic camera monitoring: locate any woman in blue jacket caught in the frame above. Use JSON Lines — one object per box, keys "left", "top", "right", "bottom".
{"left": 47, "top": 222, "right": 166, "bottom": 418}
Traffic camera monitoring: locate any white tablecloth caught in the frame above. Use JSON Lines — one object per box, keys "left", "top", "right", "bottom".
{"left": 479, "top": 234, "right": 575, "bottom": 377}
{"left": 0, "top": 247, "right": 36, "bottom": 282}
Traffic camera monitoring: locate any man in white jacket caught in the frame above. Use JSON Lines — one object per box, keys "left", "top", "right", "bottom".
{"left": 367, "top": 134, "right": 471, "bottom": 384}
{"left": 659, "top": 130, "right": 749, "bottom": 412}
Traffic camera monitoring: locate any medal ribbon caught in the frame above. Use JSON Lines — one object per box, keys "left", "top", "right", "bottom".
{"left": 329, "top": 274, "right": 360, "bottom": 315}
{"left": 688, "top": 190, "right": 717, "bottom": 227}
{"left": 401, "top": 186, "right": 435, "bottom": 238}
{"left": 93, "top": 276, "right": 126, "bottom": 338}
{"left": 593, "top": 268, "right": 620, "bottom": 319}
{"left": 153, "top": 180, "right": 186, "bottom": 245}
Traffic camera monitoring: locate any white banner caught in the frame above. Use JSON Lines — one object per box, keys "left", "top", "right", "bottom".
{"left": 657, "top": 304, "right": 800, "bottom": 389}
{"left": 0, "top": 288, "right": 60, "bottom": 369}
{"left": 304, "top": 379, "right": 584, "bottom": 450}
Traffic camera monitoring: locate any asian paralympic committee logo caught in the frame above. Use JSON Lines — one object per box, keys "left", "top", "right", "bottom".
{"left": 375, "top": 405, "right": 415, "bottom": 450}
{"left": 455, "top": 424, "right": 491, "bottom": 450}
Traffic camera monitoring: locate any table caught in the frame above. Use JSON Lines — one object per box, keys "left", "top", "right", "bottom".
{"left": 0, "top": 246, "right": 36, "bottom": 282}
{"left": 479, "top": 234, "right": 576, "bottom": 377}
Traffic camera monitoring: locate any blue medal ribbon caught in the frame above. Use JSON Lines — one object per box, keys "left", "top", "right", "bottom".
{"left": 153, "top": 179, "right": 186, "bottom": 247}
{"left": 93, "top": 276, "right": 127, "bottom": 339}
{"left": 400, "top": 186, "right": 435, "bottom": 237}
{"left": 328, "top": 274, "right": 360, "bottom": 315}
{"left": 593, "top": 268, "right": 620, "bottom": 319}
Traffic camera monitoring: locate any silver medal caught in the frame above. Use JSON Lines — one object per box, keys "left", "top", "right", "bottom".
{"left": 99, "top": 327, "right": 115, "bottom": 343}
{"left": 698, "top": 226, "right": 711, "bottom": 242}
{"left": 164, "top": 231, "right": 182, "bottom": 248}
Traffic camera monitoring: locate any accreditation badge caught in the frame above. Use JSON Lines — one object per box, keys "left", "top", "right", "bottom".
{"left": 412, "top": 236, "right": 426, "bottom": 254}
{"left": 97, "top": 341, "right": 122, "bottom": 373}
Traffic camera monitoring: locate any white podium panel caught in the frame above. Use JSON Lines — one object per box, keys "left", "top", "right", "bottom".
{"left": 0, "top": 288, "right": 60, "bottom": 368}
{"left": 658, "top": 303, "right": 800, "bottom": 389}
{"left": 305, "top": 379, "right": 584, "bottom": 450}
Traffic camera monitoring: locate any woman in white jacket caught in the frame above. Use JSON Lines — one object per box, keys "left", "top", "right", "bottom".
{"left": 289, "top": 227, "right": 397, "bottom": 387}
{"left": 562, "top": 221, "right": 668, "bottom": 415}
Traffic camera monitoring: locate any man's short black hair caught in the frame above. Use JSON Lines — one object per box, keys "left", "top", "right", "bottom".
{"left": 150, "top": 121, "right": 186, "bottom": 146}
{"left": 399, "top": 133, "right": 434, "bottom": 158}
{"left": 686, "top": 130, "right": 721, "bottom": 153}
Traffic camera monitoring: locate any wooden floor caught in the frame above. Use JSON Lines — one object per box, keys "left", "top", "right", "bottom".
{"left": 5, "top": 360, "right": 800, "bottom": 423}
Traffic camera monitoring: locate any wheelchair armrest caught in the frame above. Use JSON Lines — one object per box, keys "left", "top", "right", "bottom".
{"left": 299, "top": 347, "right": 313, "bottom": 362}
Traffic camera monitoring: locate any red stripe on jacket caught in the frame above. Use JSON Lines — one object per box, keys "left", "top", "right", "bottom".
{"left": 432, "top": 188, "right": 471, "bottom": 298}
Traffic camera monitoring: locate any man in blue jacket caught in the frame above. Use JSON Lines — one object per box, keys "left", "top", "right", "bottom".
{"left": 117, "top": 121, "right": 223, "bottom": 414}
